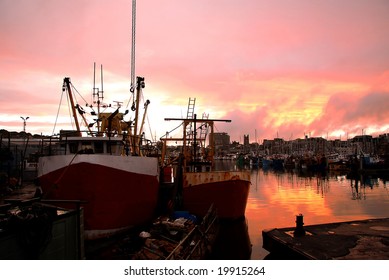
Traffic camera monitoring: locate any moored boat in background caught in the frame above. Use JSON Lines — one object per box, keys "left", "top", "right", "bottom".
{"left": 160, "top": 98, "right": 251, "bottom": 220}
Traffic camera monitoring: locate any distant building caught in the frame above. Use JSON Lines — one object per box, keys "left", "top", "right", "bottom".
{"left": 244, "top": 134, "right": 250, "bottom": 146}
{"left": 352, "top": 135, "right": 374, "bottom": 154}
{"left": 214, "top": 132, "right": 230, "bottom": 146}
{"left": 263, "top": 138, "right": 285, "bottom": 154}
{"left": 213, "top": 132, "right": 231, "bottom": 156}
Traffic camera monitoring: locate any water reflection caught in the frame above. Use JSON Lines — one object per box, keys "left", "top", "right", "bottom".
{"left": 211, "top": 161, "right": 389, "bottom": 259}
{"left": 214, "top": 161, "right": 389, "bottom": 259}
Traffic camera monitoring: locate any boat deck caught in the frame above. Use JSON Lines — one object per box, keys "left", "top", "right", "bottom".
{"left": 262, "top": 217, "right": 389, "bottom": 259}
{"left": 0, "top": 183, "right": 37, "bottom": 204}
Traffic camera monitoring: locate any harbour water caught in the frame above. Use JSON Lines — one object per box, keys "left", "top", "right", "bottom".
{"left": 2, "top": 161, "right": 389, "bottom": 260}
{"left": 242, "top": 166, "right": 389, "bottom": 259}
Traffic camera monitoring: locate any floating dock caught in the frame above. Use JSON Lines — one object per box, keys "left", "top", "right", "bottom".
{"left": 262, "top": 216, "right": 389, "bottom": 259}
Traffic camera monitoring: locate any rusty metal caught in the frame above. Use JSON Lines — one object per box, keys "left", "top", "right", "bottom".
{"left": 183, "top": 170, "right": 251, "bottom": 188}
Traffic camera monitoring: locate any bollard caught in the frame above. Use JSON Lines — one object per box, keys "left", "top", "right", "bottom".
{"left": 293, "top": 213, "right": 306, "bottom": 237}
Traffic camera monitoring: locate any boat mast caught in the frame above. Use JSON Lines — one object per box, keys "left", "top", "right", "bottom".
{"left": 133, "top": 77, "right": 142, "bottom": 140}
{"left": 128, "top": 1, "right": 151, "bottom": 155}
{"left": 130, "top": 0, "right": 145, "bottom": 155}
{"left": 139, "top": 98, "right": 150, "bottom": 139}
{"left": 132, "top": 76, "right": 145, "bottom": 155}
{"left": 130, "top": 0, "right": 136, "bottom": 93}
{"left": 163, "top": 117, "right": 231, "bottom": 170}
{"left": 93, "top": 62, "right": 104, "bottom": 134}
{"left": 63, "top": 77, "right": 81, "bottom": 136}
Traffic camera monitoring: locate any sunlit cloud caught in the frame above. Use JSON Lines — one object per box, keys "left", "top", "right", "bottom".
{"left": 1, "top": 0, "right": 389, "bottom": 141}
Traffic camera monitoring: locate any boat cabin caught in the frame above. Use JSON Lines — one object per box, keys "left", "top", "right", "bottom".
{"left": 59, "top": 136, "right": 126, "bottom": 156}
{"left": 54, "top": 130, "right": 129, "bottom": 156}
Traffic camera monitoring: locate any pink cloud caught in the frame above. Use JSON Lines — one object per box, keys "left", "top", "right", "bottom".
{"left": 1, "top": 0, "right": 389, "bottom": 142}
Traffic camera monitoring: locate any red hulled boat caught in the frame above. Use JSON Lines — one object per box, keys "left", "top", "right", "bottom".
{"left": 38, "top": 2, "right": 161, "bottom": 240}
{"left": 182, "top": 170, "right": 250, "bottom": 219}
{"left": 38, "top": 75, "right": 160, "bottom": 240}
{"left": 160, "top": 98, "right": 251, "bottom": 220}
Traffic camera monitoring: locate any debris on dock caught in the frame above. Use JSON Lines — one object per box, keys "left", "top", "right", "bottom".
{"left": 85, "top": 204, "right": 219, "bottom": 260}
{"left": 132, "top": 204, "right": 219, "bottom": 260}
{"left": 262, "top": 216, "right": 389, "bottom": 259}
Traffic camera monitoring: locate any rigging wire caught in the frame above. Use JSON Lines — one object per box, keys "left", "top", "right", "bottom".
{"left": 214, "top": 123, "right": 221, "bottom": 132}
{"left": 159, "top": 122, "right": 184, "bottom": 141}
{"left": 52, "top": 88, "right": 65, "bottom": 136}
{"left": 70, "top": 83, "right": 90, "bottom": 106}
{"left": 146, "top": 113, "right": 154, "bottom": 142}
{"left": 125, "top": 93, "right": 135, "bottom": 111}
{"left": 139, "top": 90, "right": 155, "bottom": 142}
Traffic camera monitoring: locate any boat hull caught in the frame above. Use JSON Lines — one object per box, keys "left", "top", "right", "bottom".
{"left": 182, "top": 171, "right": 251, "bottom": 220}
{"left": 38, "top": 154, "right": 159, "bottom": 240}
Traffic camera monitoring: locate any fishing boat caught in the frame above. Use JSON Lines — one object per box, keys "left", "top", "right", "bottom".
{"left": 37, "top": 75, "right": 159, "bottom": 240}
{"left": 160, "top": 98, "right": 251, "bottom": 220}
{"left": 37, "top": 0, "right": 161, "bottom": 240}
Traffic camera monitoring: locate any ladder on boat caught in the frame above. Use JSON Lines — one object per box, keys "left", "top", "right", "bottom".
{"left": 199, "top": 112, "right": 209, "bottom": 148}
{"left": 186, "top": 97, "right": 196, "bottom": 140}
{"left": 186, "top": 97, "right": 196, "bottom": 119}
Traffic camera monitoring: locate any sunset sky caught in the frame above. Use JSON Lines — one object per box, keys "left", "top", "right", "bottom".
{"left": 1, "top": 0, "right": 389, "bottom": 143}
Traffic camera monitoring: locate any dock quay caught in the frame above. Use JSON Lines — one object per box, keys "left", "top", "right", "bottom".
{"left": 0, "top": 196, "right": 82, "bottom": 259}
{"left": 1, "top": 184, "right": 222, "bottom": 260}
{"left": 262, "top": 216, "right": 389, "bottom": 259}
